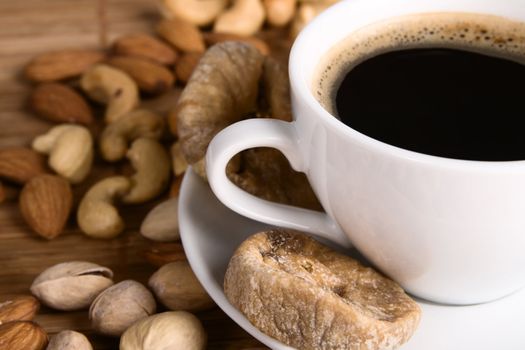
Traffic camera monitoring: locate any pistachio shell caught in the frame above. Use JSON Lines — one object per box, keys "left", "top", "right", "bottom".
{"left": 47, "top": 330, "right": 92, "bottom": 350}
{"left": 30, "top": 261, "right": 113, "bottom": 311}
{"left": 120, "top": 311, "right": 206, "bottom": 350}
{"left": 148, "top": 261, "right": 213, "bottom": 312}
{"left": 89, "top": 280, "right": 156, "bottom": 336}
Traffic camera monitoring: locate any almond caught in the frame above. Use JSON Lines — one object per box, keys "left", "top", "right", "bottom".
{"left": 144, "top": 242, "right": 186, "bottom": 267}
{"left": 108, "top": 56, "right": 175, "bottom": 94}
{"left": 0, "top": 321, "right": 48, "bottom": 350}
{"left": 113, "top": 33, "right": 178, "bottom": 65}
{"left": 0, "top": 147, "right": 48, "bottom": 184}
{"left": 174, "top": 52, "right": 203, "bottom": 84}
{"left": 203, "top": 32, "right": 270, "bottom": 55}
{"left": 140, "top": 198, "right": 180, "bottom": 242}
{"left": 156, "top": 18, "right": 206, "bottom": 53}
{"left": 19, "top": 174, "right": 73, "bottom": 239}
{"left": 24, "top": 49, "right": 105, "bottom": 82}
{"left": 30, "top": 83, "right": 93, "bottom": 125}
{"left": 0, "top": 296, "right": 40, "bottom": 324}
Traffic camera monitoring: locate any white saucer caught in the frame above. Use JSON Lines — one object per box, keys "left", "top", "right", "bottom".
{"left": 179, "top": 168, "right": 525, "bottom": 350}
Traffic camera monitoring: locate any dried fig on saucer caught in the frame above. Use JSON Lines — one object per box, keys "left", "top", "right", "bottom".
{"left": 175, "top": 41, "right": 320, "bottom": 210}
{"left": 225, "top": 229, "right": 421, "bottom": 350}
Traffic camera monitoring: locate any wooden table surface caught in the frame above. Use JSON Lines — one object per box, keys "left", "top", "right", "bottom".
{"left": 0, "top": 0, "right": 279, "bottom": 348}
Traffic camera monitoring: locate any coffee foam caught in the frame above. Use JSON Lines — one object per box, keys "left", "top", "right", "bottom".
{"left": 314, "top": 13, "right": 525, "bottom": 115}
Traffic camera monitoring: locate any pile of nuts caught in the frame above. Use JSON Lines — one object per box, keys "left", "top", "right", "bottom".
{"left": 158, "top": 0, "right": 341, "bottom": 38}
{"left": 0, "top": 0, "right": 341, "bottom": 349}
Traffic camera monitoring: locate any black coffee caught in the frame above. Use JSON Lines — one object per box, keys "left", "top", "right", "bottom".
{"left": 335, "top": 48, "right": 525, "bottom": 161}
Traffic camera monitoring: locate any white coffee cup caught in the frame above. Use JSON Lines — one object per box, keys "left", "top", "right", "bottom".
{"left": 206, "top": 0, "right": 525, "bottom": 305}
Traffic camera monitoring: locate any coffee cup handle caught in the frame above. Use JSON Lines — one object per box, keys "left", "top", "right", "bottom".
{"left": 206, "top": 118, "right": 351, "bottom": 248}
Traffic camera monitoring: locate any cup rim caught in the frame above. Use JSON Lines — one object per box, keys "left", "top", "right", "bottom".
{"left": 289, "top": 0, "right": 525, "bottom": 170}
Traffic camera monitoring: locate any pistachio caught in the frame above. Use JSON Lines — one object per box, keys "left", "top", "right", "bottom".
{"left": 46, "top": 330, "right": 92, "bottom": 350}
{"left": 0, "top": 295, "right": 39, "bottom": 325}
{"left": 89, "top": 280, "right": 156, "bottom": 336}
{"left": 148, "top": 261, "right": 214, "bottom": 312}
{"left": 30, "top": 262, "right": 113, "bottom": 311}
{"left": 120, "top": 311, "right": 206, "bottom": 350}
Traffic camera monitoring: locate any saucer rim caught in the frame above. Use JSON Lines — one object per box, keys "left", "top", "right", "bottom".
{"left": 179, "top": 167, "right": 525, "bottom": 350}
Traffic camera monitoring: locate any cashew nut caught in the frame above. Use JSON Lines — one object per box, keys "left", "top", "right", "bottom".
{"left": 99, "top": 109, "right": 165, "bottom": 162}
{"left": 264, "top": 0, "right": 297, "bottom": 27}
{"left": 32, "top": 125, "right": 93, "bottom": 184}
{"left": 214, "top": 0, "right": 266, "bottom": 36}
{"left": 122, "top": 138, "right": 171, "bottom": 204}
{"left": 77, "top": 176, "right": 131, "bottom": 239}
{"left": 158, "top": 0, "right": 228, "bottom": 26}
{"left": 140, "top": 198, "right": 179, "bottom": 242}
{"left": 81, "top": 64, "right": 139, "bottom": 124}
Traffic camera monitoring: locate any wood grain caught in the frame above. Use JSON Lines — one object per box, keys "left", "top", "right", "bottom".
{"left": 0, "top": 0, "right": 270, "bottom": 348}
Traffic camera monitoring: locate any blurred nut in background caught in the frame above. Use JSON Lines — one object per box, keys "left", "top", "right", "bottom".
{"left": 140, "top": 198, "right": 179, "bottom": 242}
{"left": 0, "top": 147, "right": 48, "bottom": 185}
{"left": 174, "top": 52, "right": 203, "bottom": 84}
{"left": 46, "top": 330, "right": 92, "bottom": 350}
{"left": 30, "top": 83, "right": 94, "bottom": 125}
{"left": 81, "top": 64, "right": 139, "bottom": 124}
{"left": 121, "top": 138, "right": 171, "bottom": 204}
{"left": 144, "top": 242, "right": 186, "bottom": 267}
{"left": 156, "top": 18, "right": 206, "bottom": 53}
{"left": 0, "top": 295, "right": 39, "bottom": 324}
{"left": 99, "top": 109, "right": 165, "bottom": 162}
{"left": 158, "top": 0, "right": 228, "bottom": 27}
{"left": 32, "top": 124, "right": 94, "bottom": 184}
{"left": 148, "top": 261, "right": 214, "bottom": 312}
{"left": 264, "top": 0, "right": 297, "bottom": 27}
{"left": 89, "top": 280, "right": 156, "bottom": 336}
{"left": 214, "top": 0, "right": 266, "bottom": 36}
{"left": 107, "top": 56, "right": 175, "bottom": 95}
{"left": 77, "top": 176, "right": 131, "bottom": 239}
{"left": 113, "top": 33, "right": 178, "bottom": 66}
{"left": 0, "top": 321, "right": 48, "bottom": 350}
{"left": 24, "top": 49, "right": 105, "bottom": 82}
{"left": 30, "top": 261, "right": 113, "bottom": 311}
{"left": 19, "top": 174, "right": 73, "bottom": 240}
{"left": 120, "top": 311, "right": 206, "bottom": 350}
